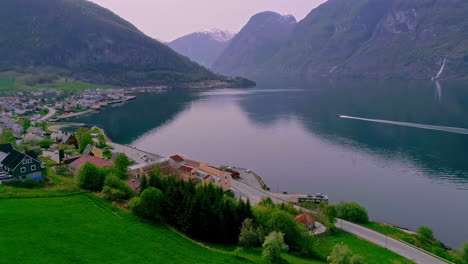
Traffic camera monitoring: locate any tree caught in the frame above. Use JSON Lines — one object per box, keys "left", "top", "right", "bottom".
{"left": 97, "top": 133, "right": 107, "bottom": 148}
{"left": 267, "top": 210, "right": 307, "bottom": 251}
{"left": 0, "top": 130, "right": 16, "bottom": 145}
{"left": 327, "top": 244, "right": 364, "bottom": 264}
{"left": 132, "top": 187, "right": 164, "bottom": 221}
{"left": 102, "top": 174, "right": 134, "bottom": 201}
{"left": 77, "top": 162, "right": 105, "bottom": 191}
{"left": 239, "top": 218, "right": 260, "bottom": 248}
{"left": 336, "top": 202, "right": 368, "bottom": 223}
{"left": 140, "top": 175, "right": 149, "bottom": 192}
{"left": 461, "top": 242, "right": 468, "bottom": 262}
{"left": 323, "top": 204, "right": 338, "bottom": 223}
{"left": 76, "top": 128, "right": 94, "bottom": 153}
{"left": 327, "top": 244, "right": 352, "bottom": 264}
{"left": 39, "top": 138, "right": 54, "bottom": 148}
{"left": 21, "top": 119, "right": 31, "bottom": 132}
{"left": 417, "top": 226, "right": 434, "bottom": 242}
{"left": 114, "top": 153, "right": 131, "bottom": 180}
{"left": 262, "top": 231, "right": 288, "bottom": 263}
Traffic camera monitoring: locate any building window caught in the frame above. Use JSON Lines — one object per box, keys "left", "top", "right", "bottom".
{"left": 31, "top": 165, "right": 36, "bottom": 171}
{"left": 20, "top": 167, "right": 26, "bottom": 173}
{"left": 22, "top": 160, "right": 27, "bottom": 165}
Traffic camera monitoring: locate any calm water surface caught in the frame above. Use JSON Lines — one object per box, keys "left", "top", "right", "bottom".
{"left": 71, "top": 79, "right": 468, "bottom": 248}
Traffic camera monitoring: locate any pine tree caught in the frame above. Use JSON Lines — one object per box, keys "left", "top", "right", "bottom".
{"left": 140, "top": 175, "right": 148, "bottom": 192}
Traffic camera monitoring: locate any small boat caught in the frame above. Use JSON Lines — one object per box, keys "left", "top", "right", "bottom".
{"left": 336, "top": 114, "right": 342, "bottom": 118}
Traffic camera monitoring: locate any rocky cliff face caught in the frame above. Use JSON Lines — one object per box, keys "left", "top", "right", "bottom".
{"left": 222, "top": 0, "right": 468, "bottom": 81}
{"left": 169, "top": 30, "right": 234, "bottom": 68}
{"left": 212, "top": 11, "right": 296, "bottom": 77}
{"left": 0, "top": 0, "right": 218, "bottom": 86}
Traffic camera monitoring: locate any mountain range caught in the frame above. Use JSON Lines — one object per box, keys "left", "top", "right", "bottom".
{"left": 210, "top": 0, "right": 468, "bottom": 81}
{"left": 168, "top": 30, "right": 234, "bottom": 69}
{"left": 0, "top": 0, "right": 253, "bottom": 88}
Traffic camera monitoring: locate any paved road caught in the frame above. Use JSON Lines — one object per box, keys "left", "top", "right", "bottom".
{"left": 107, "top": 142, "right": 163, "bottom": 164}
{"left": 335, "top": 219, "right": 448, "bottom": 264}
{"left": 39, "top": 106, "right": 56, "bottom": 122}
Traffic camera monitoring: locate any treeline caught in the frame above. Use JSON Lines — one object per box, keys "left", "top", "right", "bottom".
{"left": 131, "top": 171, "right": 253, "bottom": 243}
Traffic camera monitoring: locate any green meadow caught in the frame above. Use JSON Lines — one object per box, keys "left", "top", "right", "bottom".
{"left": 0, "top": 194, "right": 249, "bottom": 264}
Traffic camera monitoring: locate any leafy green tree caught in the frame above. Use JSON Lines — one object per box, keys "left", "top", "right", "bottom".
{"left": 0, "top": 130, "right": 16, "bottom": 145}
{"left": 76, "top": 128, "right": 94, "bottom": 153}
{"left": 258, "top": 197, "right": 275, "bottom": 209}
{"left": 328, "top": 244, "right": 353, "bottom": 264}
{"left": 114, "top": 153, "right": 131, "bottom": 180}
{"left": 140, "top": 175, "right": 148, "bottom": 192}
{"left": 262, "top": 231, "right": 288, "bottom": 263}
{"left": 132, "top": 187, "right": 164, "bottom": 221}
{"left": 21, "top": 119, "right": 31, "bottom": 132}
{"left": 417, "top": 226, "right": 434, "bottom": 242}
{"left": 323, "top": 204, "right": 338, "bottom": 223}
{"left": 267, "top": 210, "right": 307, "bottom": 251}
{"left": 77, "top": 162, "right": 105, "bottom": 191}
{"left": 461, "top": 242, "right": 468, "bottom": 262}
{"left": 97, "top": 133, "right": 107, "bottom": 148}
{"left": 238, "top": 218, "right": 260, "bottom": 248}
{"left": 336, "top": 202, "right": 369, "bottom": 223}
{"left": 102, "top": 174, "right": 134, "bottom": 201}
{"left": 39, "top": 138, "right": 54, "bottom": 148}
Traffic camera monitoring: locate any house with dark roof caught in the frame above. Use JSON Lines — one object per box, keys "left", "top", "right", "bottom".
{"left": 0, "top": 143, "right": 45, "bottom": 181}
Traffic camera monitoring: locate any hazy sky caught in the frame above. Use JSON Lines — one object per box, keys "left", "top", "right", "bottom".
{"left": 88, "top": 0, "right": 327, "bottom": 42}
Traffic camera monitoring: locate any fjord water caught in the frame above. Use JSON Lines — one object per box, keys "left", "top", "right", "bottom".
{"left": 70, "top": 79, "right": 468, "bottom": 248}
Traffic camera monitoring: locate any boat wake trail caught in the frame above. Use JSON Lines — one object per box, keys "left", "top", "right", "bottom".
{"left": 338, "top": 115, "right": 468, "bottom": 135}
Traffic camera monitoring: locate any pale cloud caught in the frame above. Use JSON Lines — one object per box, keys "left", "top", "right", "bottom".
{"left": 88, "top": 0, "right": 327, "bottom": 42}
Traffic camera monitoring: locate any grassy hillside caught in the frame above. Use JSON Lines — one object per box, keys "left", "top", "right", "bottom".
{"left": 0, "top": 194, "right": 250, "bottom": 264}
{"left": 0, "top": 0, "right": 219, "bottom": 87}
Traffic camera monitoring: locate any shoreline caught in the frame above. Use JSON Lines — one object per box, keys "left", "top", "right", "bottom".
{"left": 53, "top": 95, "right": 137, "bottom": 121}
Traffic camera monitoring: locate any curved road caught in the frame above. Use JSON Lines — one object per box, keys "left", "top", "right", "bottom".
{"left": 39, "top": 106, "right": 56, "bottom": 122}
{"left": 232, "top": 179, "right": 448, "bottom": 264}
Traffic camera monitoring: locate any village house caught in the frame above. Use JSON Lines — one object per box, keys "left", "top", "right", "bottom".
{"left": 295, "top": 213, "right": 316, "bottom": 231}
{"left": 63, "top": 155, "right": 113, "bottom": 173}
{"left": 51, "top": 131, "right": 79, "bottom": 148}
{"left": 169, "top": 155, "right": 232, "bottom": 191}
{"left": 0, "top": 143, "right": 45, "bottom": 181}
{"left": 82, "top": 144, "right": 104, "bottom": 158}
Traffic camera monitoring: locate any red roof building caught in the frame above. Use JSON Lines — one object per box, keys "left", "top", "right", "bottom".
{"left": 295, "top": 213, "right": 316, "bottom": 229}
{"left": 67, "top": 155, "right": 113, "bottom": 172}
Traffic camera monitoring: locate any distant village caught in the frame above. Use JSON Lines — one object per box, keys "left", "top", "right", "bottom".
{"left": 0, "top": 85, "right": 237, "bottom": 192}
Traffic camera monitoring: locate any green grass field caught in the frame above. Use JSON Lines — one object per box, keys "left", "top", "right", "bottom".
{"left": 315, "top": 231, "right": 414, "bottom": 264}
{"left": 0, "top": 78, "right": 15, "bottom": 90}
{"left": 0, "top": 169, "right": 82, "bottom": 198}
{"left": 0, "top": 194, "right": 250, "bottom": 264}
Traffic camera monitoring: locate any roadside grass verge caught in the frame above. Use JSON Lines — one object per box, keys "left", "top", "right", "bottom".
{"left": 315, "top": 230, "right": 415, "bottom": 264}
{"left": 0, "top": 194, "right": 251, "bottom": 264}
{"left": 363, "top": 222, "right": 463, "bottom": 263}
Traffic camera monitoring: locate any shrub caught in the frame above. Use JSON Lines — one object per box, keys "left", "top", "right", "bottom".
{"left": 323, "top": 204, "right": 338, "bottom": 223}
{"left": 21, "top": 179, "right": 41, "bottom": 188}
{"left": 76, "top": 162, "right": 105, "bottom": 192}
{"left": 39, "top": 138, "right": 54, "bottom": 148}
{"left": 336, "top": 202, "right": 368, "bottom": 223}
{"left": 461, "top": 242, "right": 468, "bottom": 262}
{"left": 258, "top": 197, "right": 275, "bottom": 209}
{"left": 102, "top": 174, "right": 134, "bottom": 201}
{"left": 131, "top": 187, "right": 164, "bottom": 221}
{"left": 262, "top": 231, "right": 288, "bottom": 263}
{"left": 328, "top": 244, "right": 363, "bottom": 264}
{"left": 417, "top": 226, "right": 434, "bottom": 243}
{"left": 266, "top": 209, "right": 308, "bottom": 251}
{"left": 238, "top": 218, "right": 260, "bottom": 248}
